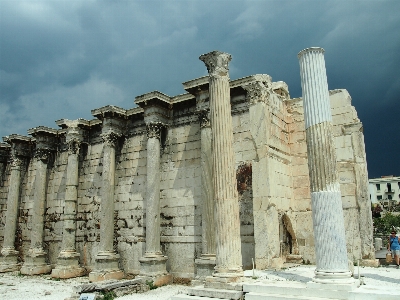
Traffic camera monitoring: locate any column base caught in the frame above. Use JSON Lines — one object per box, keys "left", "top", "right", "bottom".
{"left": 312, "top": 270, "right": 356, "bottom": 285}
{"left": 20, "top": 248, "right": 52, "bottom": 275}
{"left": 52, "top": 251, "right": 86, "bottom": 278}
{"left": 138, "top": 254, "right": 172, "bottom": 287}
{"left": 0, "top": 248, "right": 21, "bottom": 273}
{"left": 195, "top": 255, "right": 216, "bottom": 279}
{"left": 205, "top": 265, "right": 244, "bottom": 285}
{"left": 139, "top": 254, "right": 168, "bottom": 277}
{"left": 88, "top": 251, "right": 124, "bottom": 282}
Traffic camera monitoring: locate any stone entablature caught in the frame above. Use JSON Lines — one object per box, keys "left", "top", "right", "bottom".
{"left": 0, "top": 52, "right": 375, "bottom": 280}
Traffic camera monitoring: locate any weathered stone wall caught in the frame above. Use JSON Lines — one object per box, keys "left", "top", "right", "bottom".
{"left": 0, "top": 75, "right": 374, "bottom": 278}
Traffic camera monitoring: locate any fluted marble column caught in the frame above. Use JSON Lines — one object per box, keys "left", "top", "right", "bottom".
{"left": 89, "top": 130, "right": 124, "bottom": 282}
{"left": 139, "top": 122, "right": 169, "bottom": 279}
{"left": 20, "top": 148, "right": 53, "bottom": 275}
{"left": 0, "top": 154, "right": 23, "bottom": 272}
{"left": 195, "top": 110, "right": 216, "bottom": 278}
{"left": 298, "top": 47, "right": 352, "bottom": 284}
{"left": 200, "top": 51, "right": 243, "bottom": 281}
{"left": 52, "top": 121, "right": 86, "bottom": 278}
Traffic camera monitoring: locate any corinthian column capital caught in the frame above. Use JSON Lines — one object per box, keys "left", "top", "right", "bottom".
{"left": 197, "top": 110, "right": 211, "bottom": 128}
{"left": 67, "top": 139, "right": 81, "bottom": 155}
{"left": 199, "top": 51, "right": 232, "bottom": 79}
{"left": 34, "top": 148, "right": 52, "bottom": 163}
{"left": 146, "top": 122, "right": 164, "bottom": 139}
{"left": 242, "top": 81, "right": 271, "bottom": 105}
{"left": 100, "top": 131, "right": 120, "bottom": 148}
{"left": 9, "top": 154, "right": 24, "bottom": 169}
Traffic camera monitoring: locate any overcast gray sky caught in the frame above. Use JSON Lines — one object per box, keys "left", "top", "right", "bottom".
{"left": 0, "top": 0, "right": 399, "bottom": 178}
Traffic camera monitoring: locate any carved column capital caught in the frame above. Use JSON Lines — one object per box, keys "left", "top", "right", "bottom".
{"left": 242, "top": 81, "right": 271, "bottom": 105}
{"left": 146, "top": 122, "right": 164, "bottom": 140}
{"left": 34, "top": 148, "right": 52, "bottom": 163}
{"left": 66, "top": 139, "right": 81, "bottom": 155}
{"left": 9, "top": 154, "right": 24, "bottom": 169}
{"left": 100, "top": 131, "right": 120, "bottom": 148}
{"left": 197, "top": 110, "right": 211, "bottom": 128}
{"left": 199, "top": 51, "right": 232, "bottom": 79}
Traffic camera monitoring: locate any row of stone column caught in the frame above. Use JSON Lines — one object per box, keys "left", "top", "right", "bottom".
{"left": 0, "top": 49, "right": 355, "bottom": 286}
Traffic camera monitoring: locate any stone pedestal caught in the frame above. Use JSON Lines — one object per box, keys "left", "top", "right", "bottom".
{"left": 200, "top": 51, "right": 243, "bottom": 283}
{"left": 298, "top": 47, "right": 353, "bottom": 284}
{"left": 52, "top": 251, "right": 85, "bottom": 278}
{"left": 89, "top": 251, "right": 124, "bottom": 282}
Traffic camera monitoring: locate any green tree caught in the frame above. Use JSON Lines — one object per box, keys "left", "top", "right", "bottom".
{"left": 373, "top": 213, "right": 400, "bottom": 235}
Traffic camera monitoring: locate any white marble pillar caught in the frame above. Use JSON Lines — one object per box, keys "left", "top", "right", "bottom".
{"left": 195, "top": 110, "right": 216, "bottom": 278}
{"left": 139, "top": 122, "right": 170, "bottom": 281}
{"left": 52, "top": 121, "right": 86, "bottom": 278}
{"left": 89, "top": 130, "right": 124, "bottom": 282}
{"left": 20, "top": 148, "right": 53, "bottom": 275}
{"left": 200, "top": 51, "right": 243, "bottom": 281}
{"left": 0, "top": 154, "right": 23, "bottom": 272}
{"left": 298, "top": 47, "right": 352, "bottom": 284}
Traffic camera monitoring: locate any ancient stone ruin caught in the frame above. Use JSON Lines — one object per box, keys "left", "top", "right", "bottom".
{"left": 0, "top": 50, "right": 376, "bottom": 284}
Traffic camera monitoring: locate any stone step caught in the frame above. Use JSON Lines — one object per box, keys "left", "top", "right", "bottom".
{"left": 245, "top": 292, "right": 329, "bottom": 300}
{"left": 243, "top": 282, "right": 349, "bottom": 300}
{"left": 187, "top": 286, "right": 243, "bottom": 299}
{"left": 170, "top": 294, "right": 230, "bottom": 300}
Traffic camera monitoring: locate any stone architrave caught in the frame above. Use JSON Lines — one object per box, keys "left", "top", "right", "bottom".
{"left": 298, "top": 47, "right": 353, "bottom": 284}
{"left": 89, "top": 106, "right": 126, "bottom": 282}
{"left": 52, "top": 119, "right": 88, "bottom": 278}
{"left": 200, "top": 51, "right": 243, "bottom": 282}
{"left": 0, "top": 136, "right": 32, "bottom": 272}
{"left": 21, "top": 127, "right": 58, "bottom": 275}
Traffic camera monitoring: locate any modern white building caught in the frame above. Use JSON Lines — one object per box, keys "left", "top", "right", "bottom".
{"left": 369, "top": 176, "right": 400, "bottom": 204}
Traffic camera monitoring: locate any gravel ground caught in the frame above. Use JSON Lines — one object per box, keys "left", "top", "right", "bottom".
{"left": 1, "top": 265, "right": 400, "bottom": 300}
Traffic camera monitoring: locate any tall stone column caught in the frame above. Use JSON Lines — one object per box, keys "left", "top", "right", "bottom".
{"left": 200, "top": 51, "right": 243, "bottom": 282}
{"left": 194, "top": 109, "right": 216, "bottom": 279}
{"left": 0, "top": 136, "right": 31, "bottom": 272}
{"left": 298, "top": 47, "right": 353, "bottom": 284}
{"left": 89, "top": 106, "right": 127, "bottom": 282}
{"left": 134, "top": 91, "right": 172, "bottom": 286}
{"left": 139, "top": 122, "right": 170, "bottom": 283}
{"left": 52, "top": 119, "right": 87, "bottom": 278}
{"left": 21, "top": 128, "right": 57, "bottom": 275}
{"left": 89, "top": 128, "right": 124, "bottom": 282}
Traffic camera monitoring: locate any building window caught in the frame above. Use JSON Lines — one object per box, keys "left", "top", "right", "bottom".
{"left": 377, "top": 195, "right": 382, "bottom": 200}
{"left": 387, "top": 183, "right": 392, "bottom": 192}
{"left": 376, "top": 184, "right": 380, "bottom": 191}
{"left": 388, "top": 194, "right": 393, "bottom": 200}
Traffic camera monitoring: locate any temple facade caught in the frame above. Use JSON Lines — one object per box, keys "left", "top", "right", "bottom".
{"left": 0, "top": 52, "right": 375, "bottom": 281}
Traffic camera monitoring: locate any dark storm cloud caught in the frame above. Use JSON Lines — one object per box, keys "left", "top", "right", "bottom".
{"left": 0, "top": 0, "right": 399, "bottom": 177}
